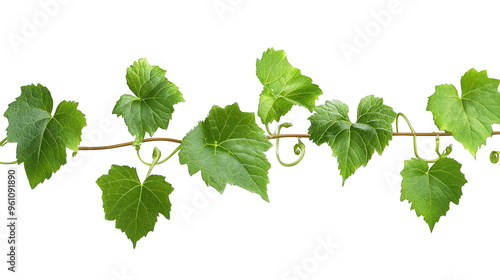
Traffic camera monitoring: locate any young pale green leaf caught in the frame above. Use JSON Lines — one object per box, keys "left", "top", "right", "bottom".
{"left": 427, "top": 69, "right": 500, "bottom": 158}
{"left": 400, "top": 157, "right": 467, "bottom": 232}
{"left": 113, "top": 58, "right": 184, "bottom": 145}
{"left": 256, "top": 48, "right": 322, "bottom": 125}
{"left": 96, "top": 165, "right": 174, "bottom": 248}
{"left": 179, "top": 103, "right": 272, "bottom": 201}
{"left": 4, "top": 84, "right": 86, "bottom": 188}
{"left": 308, "top": 95, "right": 396, "bottom": 185}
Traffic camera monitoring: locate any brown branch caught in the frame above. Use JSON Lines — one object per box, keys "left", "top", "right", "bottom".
{"left": 268, "top": 131, "right": 500, "bottom": 138}
{"left": 395, "top": 131, "right": 500, "bottom": 136}
{"left": 78, "top": 137, "right": 182, "bottom": 151}
{"left": 77, "top": 131, "right": 500, "bottom": 151}
{"left": 78, "top": 131, "right": 500, "bottom": 151}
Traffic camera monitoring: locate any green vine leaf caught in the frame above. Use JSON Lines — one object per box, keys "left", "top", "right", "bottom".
{"left": 256, "top": 48, "right": 322, "bottom": 125}
{"left": 427, "top": 69, "right": 500, "bottom": 158}
{"left": 400, "top": 157, "right": 467, "bottom": 231}
{"left": 113, "top": 58, "right": 184, "bottom": 145}
{"left": 308, "top": 95, "right": 396, "bottom": 185}
{"left": 4, "top": 84, "right": 86, "bottom": 188}
{"left": 96, "top": 165, "right": 174, "bottom": 248}
{"left": 179, "top": 103, "right": 272, "bottom": 201}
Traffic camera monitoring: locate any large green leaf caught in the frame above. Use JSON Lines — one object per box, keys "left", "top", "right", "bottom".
{"left": 400, "top": 157, "right": 467, "bottom": 231}
{"left": 179, "top": 103, "right": 272, "bottom": 201}
{"left": 308, "top": 95, "right": 396, "bottom": 184}
{"left": 256, "top": 48, "right": 322, "bottom": 125}
{"left": 96, "top": 165, "right": 174, "bottom": 248}
{"left": 113, "top": 58, "right": 184, "bottom": 145}
{"left": 427, "top": 69, "right": 500, "bottom": 158}
{"left": 4, "top": 84, "right": 86, "bottom": 188}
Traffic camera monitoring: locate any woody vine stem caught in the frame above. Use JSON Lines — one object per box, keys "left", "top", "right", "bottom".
{"left": 3, "top": 127, "right": 500, "bottom": 166}
{"left": 83, "top": 130, "right": 500, "bottom": 166}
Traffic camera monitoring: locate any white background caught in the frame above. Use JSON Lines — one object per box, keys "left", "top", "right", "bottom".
{"left": 1, "top": 0, "right": 500, "bottom": 279}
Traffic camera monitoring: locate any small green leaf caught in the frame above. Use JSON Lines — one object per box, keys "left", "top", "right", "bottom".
{"left": 256, "top": 48, "right": 322, "bottom": 125}
{"left": 427, "top": 69, "right": 500, "bottom": 158}
{"left": 96, "top": 165, "right": 174, "bottom": 248}
{"left": 308, "top": 95, "right": 396, "bottom": 184}
{"left": 113, "top": 58, "right": 184, "bottom": 145}
{"left": 179, "top": 103, "right": 272, "bottom": 201}
{"left": 4, "top": 84, "right": 86, "bottom": 188}
{"left": 400, "top": 157, "right": 467, "bottom": 231}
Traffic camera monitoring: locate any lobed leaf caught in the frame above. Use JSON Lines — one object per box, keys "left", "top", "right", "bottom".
{"left": 427, "top": 69, "right": 500, "bottom": 158}
{"left": 96, "top": 165, "right": 174, "bottom": 248}
{"left": 400, "top": 157, "right": 467, "bottom": 231}
{"left": 256, "top": 48, "right": 322, "bottom": 125}
{"left": 113, "top": 58, "right": 184, "bottom": 145}
{"left": 308, "top": 95, "right": 396, "bottom": 184}
{"left": 179, "top": 103, "right": 272, "bottom": 201}
{"left": 4, "top": 84, "right": 86, "bottom": 188}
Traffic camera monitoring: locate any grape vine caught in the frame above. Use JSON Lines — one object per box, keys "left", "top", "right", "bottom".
{"left": 2, "top": 48, "right": 500, "bottom": 247}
